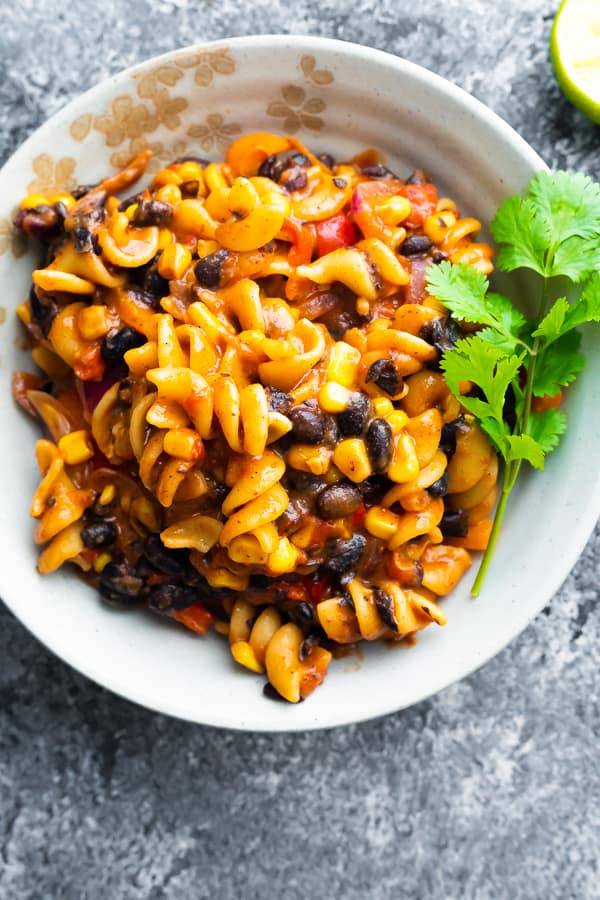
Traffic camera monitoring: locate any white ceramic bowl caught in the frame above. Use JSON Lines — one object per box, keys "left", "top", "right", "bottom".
{"left": 1, "top": 36, "right": 598, "bottom": 731}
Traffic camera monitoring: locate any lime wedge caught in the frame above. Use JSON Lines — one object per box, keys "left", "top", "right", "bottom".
{"left": 551, "top": 0, "right": 600, "bottom": 123}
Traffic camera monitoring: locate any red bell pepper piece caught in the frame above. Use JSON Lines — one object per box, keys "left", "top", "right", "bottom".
{"left": 398, "top": 183, "right": 438, "bottom": 228}
{"left": 173, "top": 604, "right": 214, "bottom": 635}
{"left": 314, "top": 213, "right": 358, "bottom": 257}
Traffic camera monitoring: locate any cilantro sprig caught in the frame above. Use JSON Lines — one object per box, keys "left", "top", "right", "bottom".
{"left": 425, "top": 170, "right": 600, "bottom": 596}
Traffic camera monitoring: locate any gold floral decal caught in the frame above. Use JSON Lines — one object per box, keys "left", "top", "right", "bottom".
{"left": 27, "top": 155, "right": 77, "bottom": 195}
{"left": 187, "top": 114, "right": 241, "bottom": 153}
{"left": 70, "top": 113, "right": 93, "bottom": 142}
{"left": 0, "top": 216, "right": 26, "bottom": 258}
{"left": 300, "top": 55, "right": 334, "bottom": 85}
{"left": 94, "top": 96, "right": 159, "bottom": 147}
{"left": 0, "top": 307, "right": 6, "bottom": 324}
{"left": 174, "top": 48, "right": 236, "bottom": 87}
{"left": 267, "top": 85, "right": 326, "bottom": 134}
{"left": 136, "top": 65, "right": 188, "bottom": 131}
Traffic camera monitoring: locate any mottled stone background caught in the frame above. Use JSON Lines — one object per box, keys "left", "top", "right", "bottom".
{"left": 1, "top": 1, "right": 599, "bottom": 898}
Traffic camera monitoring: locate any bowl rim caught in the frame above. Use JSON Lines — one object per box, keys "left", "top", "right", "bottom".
{"left": 4, "top": 33, "right": 588, "bottom": 733}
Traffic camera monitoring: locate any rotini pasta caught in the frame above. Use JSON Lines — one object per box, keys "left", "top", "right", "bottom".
{"left": 12, "top": 134, "right": 499, "bottom": 703}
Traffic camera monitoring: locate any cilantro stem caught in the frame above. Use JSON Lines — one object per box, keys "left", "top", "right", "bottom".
{"left": 471, "top": 279, "right": 550, "bottom": 597}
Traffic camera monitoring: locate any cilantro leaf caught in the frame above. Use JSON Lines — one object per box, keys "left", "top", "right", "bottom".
{"left": 440, "top": 334, "right": 522, "bottom": 423}
{"left": 533, "top": 331, "right": 585, "bottom": 397}
{"left": 532, "top": 297, "right": 570, "bottom": 344}
{"left": 478, "top": 416, "right": 511, "bottom": 454}
{"left": 563, "top": 272, "right": 600, "bottom": 330}
{"left": 549, "top": 235, "right": 600, "bottom": 282}
{"left": 490, "top": 195, "right": 547, "bottom": 275}
{"left": 425, "top": 262, "right": 524, "bottom": 346}
{"left": 528, "top": 170, "right": 600, "bottom": 247}
{"left": 528, "top": 408, "right": 567, "bottom": 455}
{"left": 504, "top": 434, "right": 545, "bottom": 470}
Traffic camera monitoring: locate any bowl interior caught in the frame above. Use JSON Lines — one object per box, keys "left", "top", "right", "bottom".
{"left": 1, "top": 36, "right": 596, "bottom": 731}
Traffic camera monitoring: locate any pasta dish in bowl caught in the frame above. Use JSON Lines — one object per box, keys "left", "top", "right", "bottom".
{"left": 1, "top": 36, "right": 596, "bottom": 729}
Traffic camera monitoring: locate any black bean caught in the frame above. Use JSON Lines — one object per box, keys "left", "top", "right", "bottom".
{"left": 401, "top": 234, "right": 432, "bottom": 255}
{"left": 249, "top": 574, "right": 273, "bottom": 590}
{"left": 289, "top": 405, "right": 327, "bottom": 444}
{"left": 283, "top": 166, "right": 308, "bottom": 192}
{"left": 278, "top": 498, "right": 311, "bottom": 535}
{"left": 338, "top": 392, "right": 370, "bottom": 436}
{"left": 72, "top": 225, "right": 94, "bottom": 253}
{"left": 143, "top": 535, "right": 186, "bottom": 576}
{"left": 258, "top": 154, "right": 289, "bottom": 182}
{"left": 317, "top": 153, "right": 335, "bottom": 168}
{"left": 194, "top": 249, "right": 228, "bottom": 288}
{"left": 503, "top": 383, "right": 517, "bottom": 430}
{"left": 81, "top": 521, "right": 118, "bottom": 549}
{"left": 359, "top": 475, "right": 391, "bottom": 506}
{"left": 431, "top": 250, "right": 448, "bottom": 264}
{"left": 420, "top": 316, "right": 462, "bottom": 356}
{"left": 440, "top": 509, "right": 469, "bottom": 538}
{"left": 374, "top": 588, "right": 398, "bottom": 631}
{"left": 299, "top": 633, "right": 320, "bottom": 661}
{"left": 439, "top": 416, "right": 465, "bottom": 459}
{"left": 285, "top": 471, "right": 326, "bottom": 498}
{"left": 365, "top": 358, "right": 403, "bottom": 397}
{"left": 14, "top": 204, "right": 62, "bottom": 242}
{"left": 362, "top": 164, "right": 396, "bottom": 179}
{"left": 29, "top": 286, "right": 57, "bottom": 337}
{"left": 405, "top": 168, "right": 428, "bottom": 185}
{"left": 99, "top": 560, "right": 144, "bottom": 603}
{"left": 294, "top": 601, "right": 316, "bottom": 623}
{"left": 148, "top": 582, "right": 201, "bottom": 614}
{"left": 141, "top": 267, "right": 170, "bottom": 299}
{"left": 332, "top": 176, "right": 347, "bottom": 188}
{"left": 266, "top": 387, "right": 293, "bottom": 415}
{"left": 316, "top": 483, "right": 362, "bottom": 519}
{"left": 365, "top": 418, "right": 393, "bottom": 473}
{"left": 71, "top": 184, "right": 95, "bottom": 200}
{"left": 133, "top": 199, "right": 172, "bottom": 228}
{"left": 324, "top": 535, "right": 366, "bottom": 576}
{"left": 101, "top": 327, "right": 146, "bottom": 364}
{"left": 427, "top": 472, "right": 448, "bottom": 498}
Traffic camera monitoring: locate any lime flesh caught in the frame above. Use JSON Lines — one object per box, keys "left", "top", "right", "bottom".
{"left": 551, "top": 0, "right": 600, "bottom": 123}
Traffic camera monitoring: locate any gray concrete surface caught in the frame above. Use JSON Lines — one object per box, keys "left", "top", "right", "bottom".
{"left": 1, "top": 1, "right": 599, "bottom": 898}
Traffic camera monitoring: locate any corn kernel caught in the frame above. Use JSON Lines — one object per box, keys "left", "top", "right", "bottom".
{"left": 78, "top": 305, "right": 114, "bottom": 341}
{"left": 214, "top": 621, "right": 230, "bottom": 636}
{"left": 372, "top": 397, "right": 394, "bottom": 417}
{"left": 99, "top": 485, "right": 116, "bottom": 506}
{"left": 424, "top": 211, "right": 457, "bottom": 244}
{"left": 327, "top": 341, "right": 361, "bottom": 387}
{"left": 163, "top": 427, "right": 204, "bottom": 461}
{"left": 152, "top": 168, "right": 182, "bottom": 187}
{"left": 177, "top": 161, "right": 204, "bottom": 183}
{"left": 106, "top": 196, "right": 120, "bottom": 214}
{"left": 205, "top": 568, "right": 248, "bottom": 591}
{"left": 58, "top": 430, "right": 94, "bottom": 465}
{"left": 155, "top": 183, "right": 182, "bottom": 205}
{"left": 158, "top": 242, "right": 192, "bottom": 280}
{"left": 386, "top": 410, "right": 409, "bottom": 433}
{"left": 267, "top": 537, "right": 299, "bottom": 575}
{"left": 356, "top": 297, "right": 370, "bottom": 316}
{"left": 93, "top": 552, "right": 112, "bottom": 573}
{"left": 364, "top": 506, "right": 400, "bottom": 540}
{"left": 267, "top": 411, "right": 293, "bottom": 443}
{"left": 318, "top": 381, "right": 351, "bottom": 413}
{"left": 333, "top": 438, "right": 372, "bottom": 483}
{"left": 20, "top": 193, "right": 49, "bottom": 209}
{"left": 376, "top": 195, "right": 412, "bottom": 226}
{"left": 287, "top": 444, "right": 332, "bottom": 476}
{"left": 388, "top": 433, "right": 420, "bottom": 483}
{"left": 49, "top": 193, "right": 76, "bottom": 209}
{"left": 231, "top": 640, "right": 264, "bottom": 673}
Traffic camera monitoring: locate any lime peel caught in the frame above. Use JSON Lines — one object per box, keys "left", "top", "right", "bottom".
{"left": 551, "top": 0, "right": 600, "bottom": 123}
